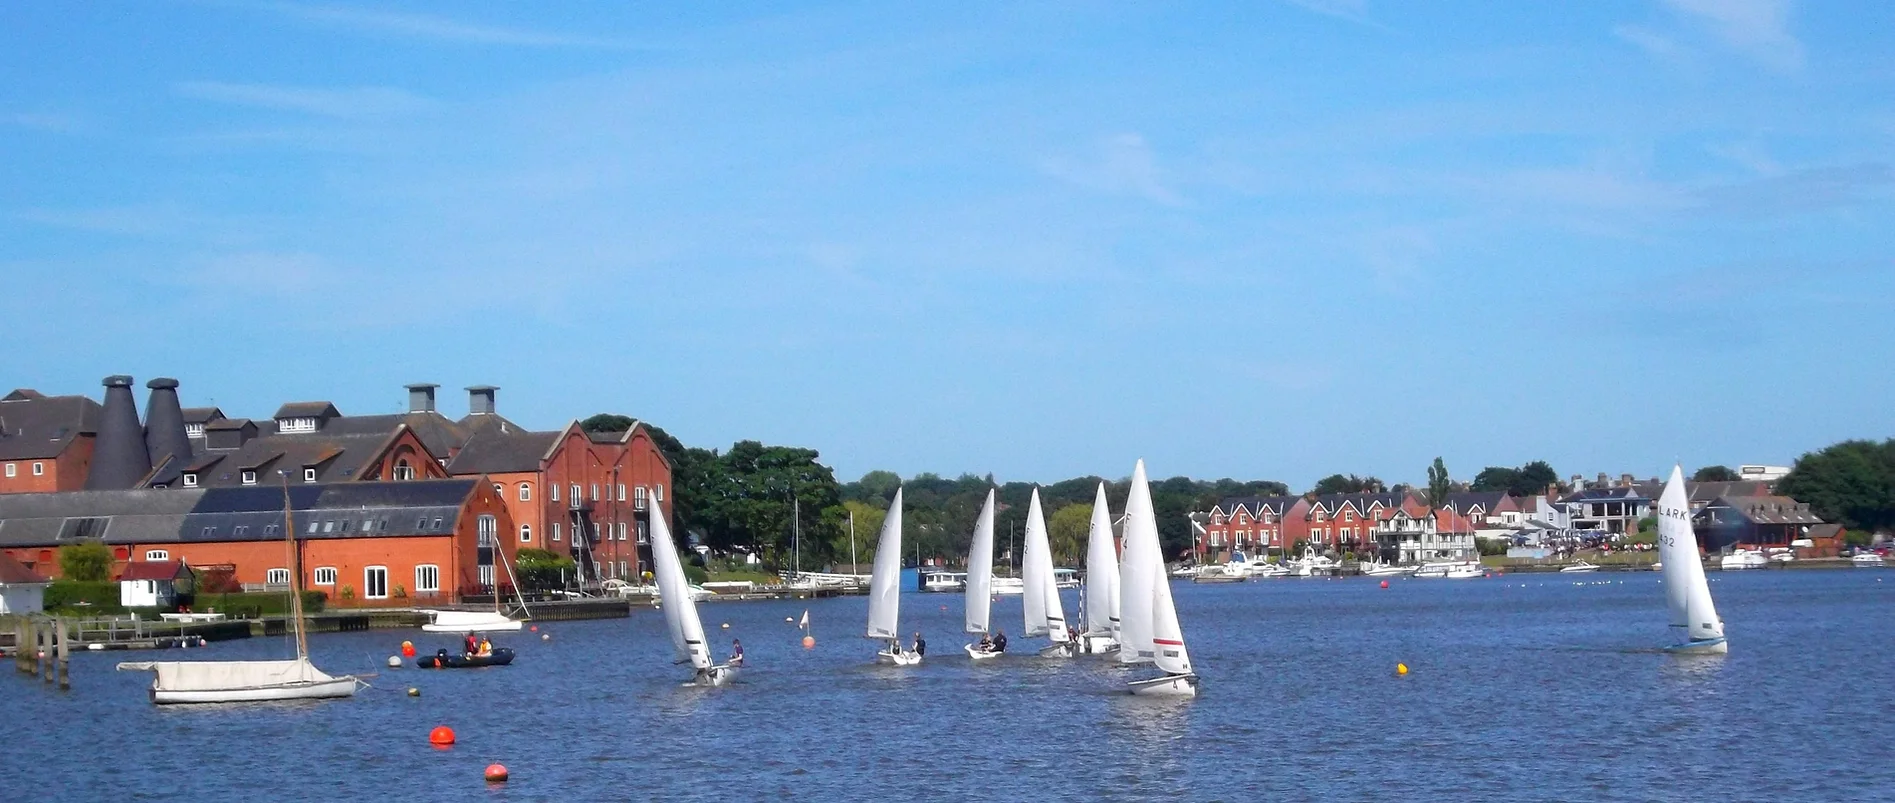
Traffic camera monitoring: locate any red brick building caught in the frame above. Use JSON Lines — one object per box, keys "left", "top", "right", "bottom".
{"left": 0, "top": 389, "right": 101, "bottom": 494}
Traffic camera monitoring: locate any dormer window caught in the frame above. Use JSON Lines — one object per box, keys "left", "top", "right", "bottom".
{"left": 182, "top": 473, "right": 198, "bottom": 488}
{"left": 241, "top": 470, "right": 257, "bottom": 485}
{"left": 303, "top": 468, "right": 317, "bottom": 483}
{"left": 186, "top": 424, "right": 204, "bottom": 438}
{"left": 279, "top": 417, "right": 318, "bottom": 433}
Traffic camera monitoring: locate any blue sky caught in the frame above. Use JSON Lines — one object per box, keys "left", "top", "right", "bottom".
{"left": 3, "top": 1, "right": 1891, "bottom": 489}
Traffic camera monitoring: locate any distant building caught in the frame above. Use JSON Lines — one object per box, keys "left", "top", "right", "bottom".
{"left": 1738, "top": 465, "right": 1792, "bottom": 483}
{"left": 0, "top": 388, "right": 102, "bottom": 494}
{"left": 1559, "top": 486, "right": 1653, "bottom": 534}
{"left": 0, "top": 551, "right": 50, "bottom": 614}
{"left": 118, "top": 560, "right": 194, "bottom": 608}
{"left": 1692, "top": 495, "right": 1826, "bottom": 553}
{"left": 1199, "top": 496, "right": 1300, "bottom": 560}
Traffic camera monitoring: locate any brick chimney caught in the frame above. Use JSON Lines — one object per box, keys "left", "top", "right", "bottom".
{"left": 406, "top": 383, "right": 439, "bottom": 413}
{"left": 466, "top": 385, "right": 498, "bottom": 416}
{"left": 86, "top": 375, "right": 152, "bottom": 490}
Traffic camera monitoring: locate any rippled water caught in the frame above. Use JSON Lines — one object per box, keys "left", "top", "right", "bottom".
{"left": 8, "top": 570, "right": 1893, "bottom": 802}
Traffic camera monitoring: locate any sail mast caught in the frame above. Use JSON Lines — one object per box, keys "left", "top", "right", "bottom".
{"left": 280, "top": 474, "right": 308, "bottom": 663}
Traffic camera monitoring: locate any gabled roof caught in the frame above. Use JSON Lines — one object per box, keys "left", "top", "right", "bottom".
{"left": 1309, "top": 492, "right": 1405, "bottom": 517}
{"left": 118, "top": 560, "right": 191, "bottom": 582}
{"left": 0, "top": 480, "right": 482, "bottom": 548}
{"left": 272, "top": 401, "right": 340, "bottom": 420}
{"left": 176, "top": 425, "right": 423, "bottom": 488}
{"left": 1210, "top": 495, "right": 1300, "bottom": 519}
{"left": 1698, "top": 495, "right": 1826, "bottom": 526}
{"left": 3, "top": 389, "right": 45, "bottom": 401}
{"left": 0, "top": 550, "right": 48, "bottom": 585}
{"left": 259, "top": 411, "right": 471, "bottom": 460}
{"left": 444, "top": 428, "right": 561, "bottom": 475}
{"left": 180, "top": 407, "right": 225, "bottom": 426}
{"left": 1444, "top": 492, "right": 1508, "bottom": 514}
{"left": 0, "top": 393, "right": 102, "bottom": 461}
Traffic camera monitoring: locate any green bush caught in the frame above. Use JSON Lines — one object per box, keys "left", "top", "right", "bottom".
{"left": 1844, "top": 530, "right": 1874, "bottom": 548}
{"left": 59, "top": 542, "right": 113, "bottom": 582}
{"left": 1477, "top": 539, "right": 1510, "bottom": 557}
{"left": 516, "top": 548, "right": 577, "bottom": 591}
{"left": 44, "top": 580, "right": 124, "bottom": 613}
{"left": 684, "top": 564, "right": 709, "bottom": 585}
{"left": 192, "top": 590, "right": 327, "bottom": 617}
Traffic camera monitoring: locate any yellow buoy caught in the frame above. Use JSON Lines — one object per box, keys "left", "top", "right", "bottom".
{"left": 1396, "top": 663, "right": 1409, "bottom": 676}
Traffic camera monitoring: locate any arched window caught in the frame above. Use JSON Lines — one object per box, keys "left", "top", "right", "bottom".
{"left": 266, "top": 568, "right": 290, "bottom": 585}
{"left": 520, "top": 524, "right": 532, "bottom": 543}
{"left": 518, "top": 482, "right": 532, "bottom": 501}
{"left": 393, "top": 460, "right": 415, "bottom": 481}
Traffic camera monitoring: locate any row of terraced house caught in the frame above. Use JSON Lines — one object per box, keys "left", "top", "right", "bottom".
{"left": 0, "top": 377, "right": 672, "bottom": 604}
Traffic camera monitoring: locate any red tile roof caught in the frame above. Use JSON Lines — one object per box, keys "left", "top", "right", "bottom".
{"left": 118, "top": 560, "right": 190, "bottom": 582}
{"left": 0, "top": 551, "right": 50, "bottom": 584}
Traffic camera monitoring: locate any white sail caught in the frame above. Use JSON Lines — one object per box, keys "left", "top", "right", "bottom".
{"left": 865, "top": 488, "right": 905, "bottom": 642}
{"left": 965, "top": 489, "right": 996, "bottom": 635}
{"left": 650, "top": 495, "right": 711, "bottom": 670}
{"left": 1656, "top": 465, "right": 1725, "bottom": 644}
{"left": 1020, "top": 489, "right": 1068, "bottom": 642}
{"left": 1118, "top": 461, "right": 1157, "bottom": 665}
{"left": 1149, "top": 537, "right": 1192, "bottom": 675}
{"left": 1082, "top": 482, "right": 1119, "bottom": 639}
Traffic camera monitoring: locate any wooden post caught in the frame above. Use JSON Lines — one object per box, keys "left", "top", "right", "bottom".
{"left": 11, "top": 619, "right": 25, "bottom": 674}
{"left": 56, "top": 617, "right": 70, "bottom": 690}
{"left": 38, "top": 618, "right": 51, "bottom": 683}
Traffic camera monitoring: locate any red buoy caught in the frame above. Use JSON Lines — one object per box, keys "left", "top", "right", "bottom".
{"left": 1380, "top": 580, "right": 1389, "bottom": 589}
{"left": 401, "top": 640, "right": 416, "bottom": 658}
{"left": 429, "top": 726, "right": 456, "bottom": 746}
{"left": 484, "top": 764, "right": 509, "bottom": 783}
{"left": 530, "top": 625, "right": 538, "bottom": 632}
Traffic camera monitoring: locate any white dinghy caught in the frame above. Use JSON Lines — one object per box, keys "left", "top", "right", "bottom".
{"left": 868, "top": 489, "right": 921, "bottom": 665}
{"left": 651, "top": 488, "right": 740, "bottom": 686}
{"left": 1078, "top": 482, "right": 1120, "bottom": 655}
{"left": 120, "top": 477, "right": 359, "bottom": 704}
{"left": 963, "top": 489, "right": 1003, "bottom": 661}
{"left": 1022, "top": 489, "right": 1074, "bottom": 658}
{"left": 1119, "top": 460, "right": 1198, "bottom": 697}
{"left": 420, "top": 531, "right": 532, "bottom": 632}
{"left": 1655, "top": 465, "right": 1728, "bottom": 655}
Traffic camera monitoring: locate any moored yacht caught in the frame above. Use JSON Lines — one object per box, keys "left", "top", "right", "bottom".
{"left": 1719, "top": 549, "right": 1768, "bottom": 571}
{"left": 1559, "top": 561, "right": 1600, "bottom": 574}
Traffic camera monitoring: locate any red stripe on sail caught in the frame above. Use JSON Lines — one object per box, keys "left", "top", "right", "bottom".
{"left": 1153, "top": 638, "right": 1184, "bottom": 645}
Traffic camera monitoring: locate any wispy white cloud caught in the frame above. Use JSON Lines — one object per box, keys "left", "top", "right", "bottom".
{"left": 1276, "top": 0, "right": 1390, "bottom": 30}
{"left": 246, "top": 1, "right": 642, "bottom": 49}
{"left": 174, "top": 81, "right": 433, "bottom": 118}
{"left": 1612, "top": 24, "right": 1683, "bottom": 60}
{"left": 1707, "top": 141, "right": 1783, "bottom": 176}
{"left": 2, "top": 111, "right": 89, "bottom": 134}
{"left": 1660, "top": 0, "right": 1803, "bottom": 70}
{"left": 1040, "top": 133, "right": 1184, "bottom": 206}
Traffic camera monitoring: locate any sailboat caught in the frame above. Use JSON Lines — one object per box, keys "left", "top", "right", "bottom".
{"left": 119, "top": 476, "right": 359, "bottom": 704}
{"left": 1118, "top": 460, "right": 1198, "bottom": 696}
{"left": 867, "top": 488, "right": 921, "bottom": 665}
{"left": 1022, "top": 489, "right": 1073, "bottom": 657}
{"left": 650, "top": 486, "right": 739, "bottom": 686}
{"left": 963, "top": 489, "right": 1003, "bottom": 661}
{"left": 420, "top": 540, "right": 531, "bottom": 633}
{"left": 1079, "top": 482, "right": 1120, "bottom": 655}
{"left": 1655, "top": 465, "right": 1728, "bottom": 655}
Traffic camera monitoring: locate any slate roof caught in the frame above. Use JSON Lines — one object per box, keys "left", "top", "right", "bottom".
{"left": 1211, "top": 495, "right": 1301, "bottom": 519}
{"left": 0, "top": 393, "right": 102, "bottom": 461}
{"left": 174, "top": 425, "right": 428, "bottom": 488}
{"left": 1701, "top": 495, "right": 1826, "bottom": 526}
{"left": 0, "top": 479, "right": 480, "bottom": 548}
{"left": 272, "top": 401, "right": 341, "bottom": 420}
{"left": 256, "top": 411, "right": 472, "bottom": 459}
{"left": 180, "top": 407, "right": 225, "bottom": 426}
{"left": 444, "top": 429, "right": 559, "bottom": 475}
{"left": 0, "top": 550, "right": 49, "bottom": 584}
{"left": 1309, "top": 492, "right": 1406, "bottom": 516}
{"left": 1444, "top": 492, "right": 1507, "bottom": 514}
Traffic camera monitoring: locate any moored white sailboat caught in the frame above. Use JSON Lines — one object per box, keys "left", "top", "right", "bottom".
{"left": 650, "top": 487, "right": 739, "bottom": 686}
{"left": 119, "top": 476, "right": 358, "bottom": 704}
{"left": 1022, "top": 489, "right": 1074, "bottom": 657}
{"left": 1119, "top": 460, "right": 1198, "bottom": 696}
{"left": 1079, "top": 483, "right": 1120, "bottom": 655}
{"left": 1656, "top": 465, "right": 1728, "bottom": 655}
{"left": 867, "top": 489, "right": 921, "bottom": 665}
{"left": 964, "top": 490, "right": 1002, "bottom": 661}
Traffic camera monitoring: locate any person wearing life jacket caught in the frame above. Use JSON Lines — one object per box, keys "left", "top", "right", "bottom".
{"left": 463, "top": 632, "right": 479, "bottom": 657}
{"left": 991, "top": 629, "right": 1007, "bottom": 653}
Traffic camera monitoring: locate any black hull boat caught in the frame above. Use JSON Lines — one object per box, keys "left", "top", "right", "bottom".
{"left": 417, "top": 648, "right": 515, "bottom": 669}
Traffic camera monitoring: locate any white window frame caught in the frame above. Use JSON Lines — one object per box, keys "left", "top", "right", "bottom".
{"left": 518, "top": 482, "right": 532, "bottom": 501}
{"left": 414, "top": 564, "right": 440, "bottom": 594}
{"left": 569, "top": 484, "right": 581, "bottom": 508}
{"left": 550, "top": 483, "right": 559, "bottom": 502}
{"left": 634, "top": 486, "right": 647, "bottom": 510}
{"left": 32, "top": 462, "right": 44, "bottom": 476}
{"left": 656, "top": 484, "right": 664, "bottom": 502}
{"left": 618, "top": 521, "right": 628, "bottom": 541}
{"left": 618, "top": 483, "right": 627, "bottom": 502}
{"left": 552, "top": 522, "right": 562, "bottom": 542}
{"left": 279, "top": 417, "right": 318, "bottom": 433}
{"left": 591, "top": 483, "right": 600, "bottom": 501}
{"left": 478, "top": 514, "right": 497, "bottom": 546}
{"left": 182, "top": 473, "right": 198, "bottom": 488}
{"left": 145, "top": 550, "right": 168, "bottom": 561}
{"left": 5, "top": 463, "right": 17, "bottom": 478}
{"left": 303, "top": 467, "right": 317, "bottom": 483}
{"left": 313, "top": 567, "right": 337, "bottom": 586}
{"left": 393, "top": 462, "right": 415, "bottom": 481}
{"left": 266, "top": 567, "right": 291, "bottom": 585}
{"left": 364, "top": 566, "right": 390, "bottom": 599}
{"left": 520, "top": 524, "right": 532, "bottom": 543}
{"left": 241, "top": 470, "right": 257, "bottom": 485}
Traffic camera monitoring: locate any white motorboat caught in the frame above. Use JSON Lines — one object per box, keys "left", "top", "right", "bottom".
{"left": 1720, "top": 549, "right": 1768, "bottom": 571}
{"left": 963, "top": 489, "right": 998, "bottom": 660}
{"left": 1288, "top": 548, "right": 1335, "bottom": 577}
{"left": 1445, "top": 562, "right": 1486, "bottom": 579}
{"left": 1250, "top": 562, "right": 1293, "bottom": 579}
{"left": 867, "top": 489, "right": 921, "bottom": 666}
{"left": 421, "top": 537, "right": 533, "bottom": 631}
{"left": 1650, "top": 561, "right": 1663, "bottom": 571}
{"left": 1361, "top": 561, "right": 1411, "bottom": 577}
{"left": 991, "top": 576, "right": 1025, "bottom": 595}
{"left": 1119, "top": 460, "right": 1198, "bottom": 697}
{"left": 1559, "top": 561, "right": 1600, "bottom": 574}
{"left": 1078, "top": 483, "right": 1121, "bottom": 656}
{"left": 1168, "top": 565, "right": 1199, "bottom": 579}
{"left": 1768, "top": 549, "right": 1795, "bottom": 564}
{"left": 1192, "top": 565, "right": 1248, "bottom": 583}
{"left": 1054, "top": 568, "right": 1081, "bottom": 589}
{"left": 1655, "top": 465, "right": 1728, "bottom": 654}
{"left": 650, "top": 486, "right": 740, "bottom": 687}
{"left": 120, "top": 481, "right": 360, "bottom": 704}
{"left": 1023, "top": 489, "right": 1075, "bottom": 658}
{"left": 921, "top": 570, "right": 966, "bottom": 593}
{"left": 1853, "top": 552, "right": 1885, "bottom": 567}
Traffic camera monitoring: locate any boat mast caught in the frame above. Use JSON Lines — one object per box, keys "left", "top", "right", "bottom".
{"left": 279, "top": 473, "right": 308, "bottom": 663}
{"left": 792, "top": 496, "right": 801, "bottom": 581}
{"left": 849, "top": 508, "right": 857, "bottom": 575}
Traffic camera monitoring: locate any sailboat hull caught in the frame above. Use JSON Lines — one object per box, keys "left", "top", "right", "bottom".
{"left": 1077, "top": 635, "right": 1119, "bottom": 655}
{"left": 1127, "top": 673, "right": 1199, "bottom": 697}
{"left": 1038, "top": 642, "right": 1075, "bottom": 658}
{"left": 965, "top": 644, "right": 1004, "bottom": 661}
{"left": 692, "top": 663, "right": 740, "bottom": 687}
{"left": 1664, "top": 637, "right": 1729, "bottom": 655}
{"left": 877, "top": 648, "right": 923, "bottom": 666}
{"left": 152, "top": 677, "right": 358, "bottom": 705}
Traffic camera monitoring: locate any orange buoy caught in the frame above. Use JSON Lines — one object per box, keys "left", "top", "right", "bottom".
{"left": 530, "top": 625, "right": 538, "bottom": 632}
{"left": 801, "top": 635, "right": 816, "bottom": 649}
{"left": 429, "top": 726, "right": 456, "bottom": 746}
{"left": 401, "top": 640, "right": 416, "bottom": 658}
{"left": 484, "top": 764, "right": 509, "bottom": 783}
{"left": 1380, "top": 580, "right": 1389, "bottom": 589}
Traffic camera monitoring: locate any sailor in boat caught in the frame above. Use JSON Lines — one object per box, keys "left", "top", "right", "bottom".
{"left": 990, "top": 629, "right": 1007, "bottom": 653}
{"left": 432, "top": 648, "right": 450, "bottom": 667}
{"left": 463, "top": 632, "right": 479, "bottom": 657}
{"left": 731, "top": 639, "right": 745, "bottom": 666}
{"left": 975, "top": 633, "right": 994, "bottom": 653}
{"left": 477, "top": 636, "right": 494, "bottom": 657}
{"left": 912, "top": 632, "right": 927, "bottom": 657}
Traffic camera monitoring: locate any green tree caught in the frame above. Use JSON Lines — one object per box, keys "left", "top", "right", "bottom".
{"left": 696, "top": 441, "right": 846, "bottom": 571}
{"left": 838, "top": 499, "right": 887, "bottom": 569}
{"left": 1426, "top": 457, "right": 1452, "bottom": 510}
{"left": 1310, "top": 474, "right": 1385, "bottom": 495}
{"left": 1469, "top": 466, "right": 1520, "bottom": 494}
{"left": 59, "top": 541, "right": 113, "bottom": 582}
{"left": 1777, "top": 439, "right": 1895, "bottom": 532}
{"left": 847, "top": 470, "right": 903, "bottom": 505}
{"left": 579, "top": 413, "right": 636, "bottom": 433}
{"left": 515, "top": 547, "right": 578, "bottom": 590}
{"left": 1047, "top": 502, "right": 1092, "bottom": 566}
{"left": 1693, "top": 465, "right": 1741, "bottom": 482}
{"left": 1516, "top": 461, "right": 1559, "bottom": 496}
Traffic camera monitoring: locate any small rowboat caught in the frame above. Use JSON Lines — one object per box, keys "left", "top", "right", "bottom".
{"left": 416, "top": 648, "right": 515, "bottom": 669}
